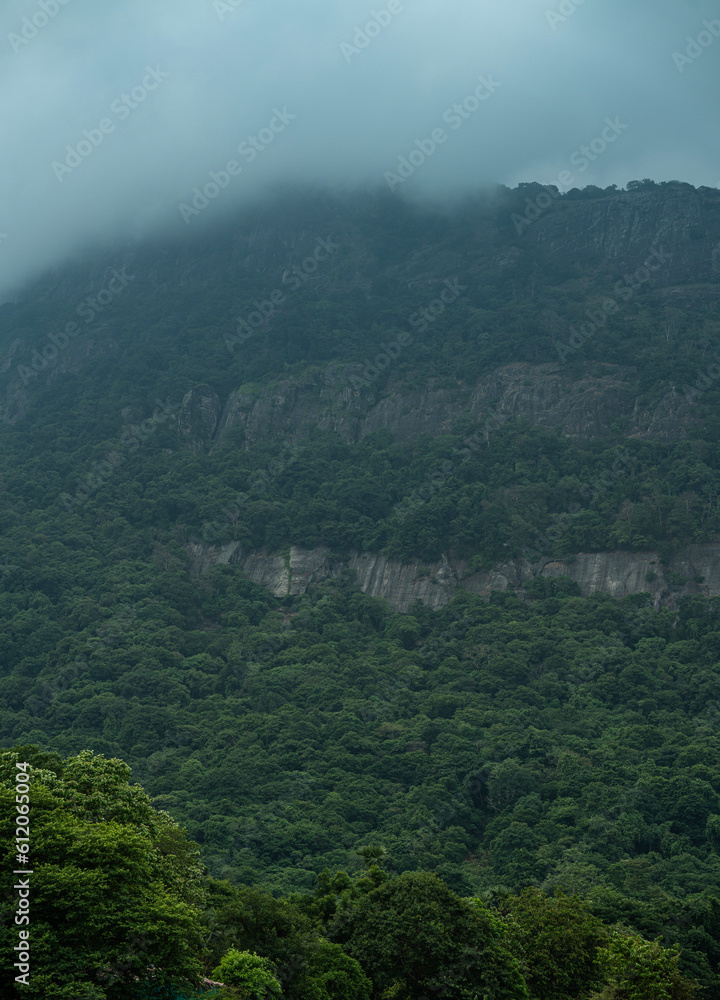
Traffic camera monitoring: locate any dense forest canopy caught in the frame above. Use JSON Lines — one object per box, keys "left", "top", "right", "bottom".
{"left": 1, "top": 182, "right": 720, "bottom": 997}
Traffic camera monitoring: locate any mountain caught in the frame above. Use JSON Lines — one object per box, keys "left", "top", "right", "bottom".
{"left": 2, "top": 181, "right": 720, "bottom": 994}
{"left": 3, "top": 181, "right": 719, "bottom": 593}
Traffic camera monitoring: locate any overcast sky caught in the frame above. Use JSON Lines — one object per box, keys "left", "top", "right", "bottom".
{"left": 1, "top": 0, "right": 718, "bottom": 299}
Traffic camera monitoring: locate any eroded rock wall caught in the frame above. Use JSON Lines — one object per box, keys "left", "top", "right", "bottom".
{"left": 187, "top": 541, "right": 720, "bottom": 612}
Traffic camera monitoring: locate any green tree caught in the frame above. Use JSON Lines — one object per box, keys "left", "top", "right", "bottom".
{"left": 592, "top": 932, "right": 699, "bottom": 1000}
{"left": 354, "top": 844, "right": 389, "bottom": 868}
{"left": 0, "top": 747, "right": 204, "bottom": 999}
{"left": 293, "top": 940, "right": 372, "bottom": 1000}
{"left": 503, "top": 887, "right": 609, "bottom": 999}
{"left": 706, "top": 813, "right": 720, "bottom": 853}
{"left": 331, "top": 871, "right": 529, "bottom": 999}
{"left": 211, "top": 949, "right": 282, "bottom": 998}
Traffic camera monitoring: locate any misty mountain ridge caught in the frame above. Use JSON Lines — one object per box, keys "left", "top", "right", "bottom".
{"left": 0, "top": 186, "right": 716, "bottom": 467}
{"left": 3, "top": 179, "right": 720, "bottom": 996}
{"left": 0, "top": 180, "right": 718, "bottom": 609}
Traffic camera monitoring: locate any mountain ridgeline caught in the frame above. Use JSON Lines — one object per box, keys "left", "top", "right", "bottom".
{"left": 2, "top": 182, "right": 719, "bottom": 577}
{"left": 2, "top": 180, "right": 720, "bottom": 997}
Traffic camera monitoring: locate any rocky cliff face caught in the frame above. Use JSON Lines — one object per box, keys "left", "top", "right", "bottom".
{"left": 539, "top": 547, "right": 715, "bottom": 608}
{"left": 178, "top": 384, "right": 221, "bottom": 445}
{"left": 178, "top": 360, "right": 694, "bottom": 451}
{"left": 187, "top": 540, "right": 720, "bottom": 612}
{"left": 524, "top": 186, "right": 720, "bottom": 285}
{"left": 4, "top": 185, "right": 719, "bottom": 431}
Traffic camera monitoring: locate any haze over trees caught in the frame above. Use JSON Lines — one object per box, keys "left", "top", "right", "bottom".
{"left": 1, "top": 183, "right": 720, "bottom": 996}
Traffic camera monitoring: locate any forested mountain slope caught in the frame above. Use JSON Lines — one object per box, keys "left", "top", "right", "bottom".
{"left": 2, "top": 181, "right": 720, "bottom": 995}
{"left": 2, "top": 184, "right": 719, "bottom": 601}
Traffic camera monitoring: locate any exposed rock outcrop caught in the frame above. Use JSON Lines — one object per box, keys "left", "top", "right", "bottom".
{"left": 524, "top": 186, "right": 720, "bottom": 285}
{"left": 189, "top": 362, "right": 698, "bottom": 453}
{"left": 187, "top": 541, "right": 720, "bottom": 612}
{"left": 178, "top": 384, "right": 221, "bottom": 446}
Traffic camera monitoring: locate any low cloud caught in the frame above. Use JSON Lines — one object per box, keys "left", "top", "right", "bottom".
{"left": 0, "top": 0, "right": 717, "bottom": 300}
